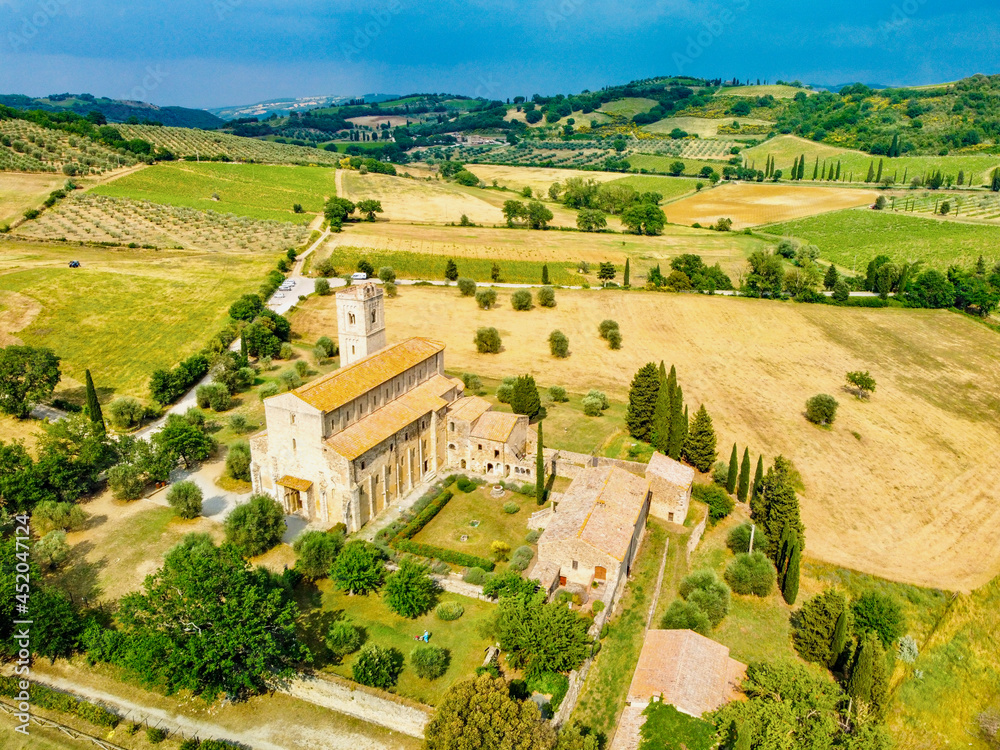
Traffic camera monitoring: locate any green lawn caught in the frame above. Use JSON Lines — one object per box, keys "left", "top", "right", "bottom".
{"left": 0, "top": 245, "right": 274, "bottom": 398}
{"left": 322, "top": 245, "right": 580, "bottom": 285}
{"left": 93, "top": 162, "right": 336, "bottom": 222}
{"left": 412, "top": 484, "right": 538, "bottom": 561}
{"left": 572, "top": 519, "right": 668, "bottom": 738}
{"left": 296, "top": 581, "right": 496, "bottom": 706}
{"left": 598, "top": 98, "right": 659, "bottom": 118}
{"left": 763, "top": 208, "right": 1000, "bottom": 271}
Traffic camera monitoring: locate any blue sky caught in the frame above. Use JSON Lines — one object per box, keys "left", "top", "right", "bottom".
{"left": 1, "top": 0, "right": 998, "bottom": 109}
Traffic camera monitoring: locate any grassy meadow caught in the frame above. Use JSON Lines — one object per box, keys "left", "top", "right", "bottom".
{"left": 744, "top": 135, "right": 1000, "bottom": 185}
{"left": 291, "top": 285, "right": 1000, "bottom": 590}
{"left": 93, "top": 162, "right": 335, "bottom": 222}
{"left": 0, "top": 171, "right": 69, "bottom": 223}
{"left": 764, "top": 208, "right": 1000, "bottom": 271}
{"left": 0, "top": 242, "right": 275, "bottom": 397}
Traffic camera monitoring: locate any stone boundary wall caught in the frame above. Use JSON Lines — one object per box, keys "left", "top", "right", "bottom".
{"left": 686, "top": 513, "right": 708, "bottom": 563}
{"left": 549, "top": 450, "right": 648, "bottom": 480}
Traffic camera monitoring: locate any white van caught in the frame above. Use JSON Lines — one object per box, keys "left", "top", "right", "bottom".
{"left": 351, "top": 272, "right": 368, "bottom": 280}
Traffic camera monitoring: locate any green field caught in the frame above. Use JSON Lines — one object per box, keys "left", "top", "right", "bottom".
{"left": 764, "top": 208, "right": 1000, "bottom": 271}
{"left": 608, "top": 175, "right": 701, "bottom": 201}
{"left": 298, "top": 582, "right": 496, "bottom": 706}
{"left": 744, "top": 135, "right": 1000, "bottom": 185}
{"left": 598, "top": 98, "right": 659, "bottom": 118}
{"left": 0, "top": 243, "right": 273, "bottom": 398}
{"left": 627, "top": 154, "right": 731, "bottom": 176}
{"left": 320, "top": 245, "right": 580, "bottom": 285}
{"left": 93, "top": 162, "right": 335, "bottom": 222}
{"left": 715, "top": 84, "right": 813, "bottom": 99}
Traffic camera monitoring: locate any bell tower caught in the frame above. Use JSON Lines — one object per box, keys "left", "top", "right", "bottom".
{"left": 336, "top": 283, "right": 386, "bottom": 366}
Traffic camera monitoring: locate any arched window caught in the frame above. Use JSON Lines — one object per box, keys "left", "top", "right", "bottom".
{"left": 349, "top": 312, "right": 356, "bottom": 325}
{"left": 371, "top": 309, "right": 377, "bottom": 323}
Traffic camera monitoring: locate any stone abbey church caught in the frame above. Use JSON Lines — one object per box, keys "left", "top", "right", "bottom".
{"left": 249, "top": 283, "right": 536, "bottom": 532}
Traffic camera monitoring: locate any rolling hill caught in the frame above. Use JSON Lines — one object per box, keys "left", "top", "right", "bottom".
{"left": 0, "top": 93, "right": 222, "bottom": 129}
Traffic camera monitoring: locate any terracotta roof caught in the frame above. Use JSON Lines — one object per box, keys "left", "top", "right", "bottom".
{"left": 540, "top": 465, "right": 649, "bottom": 561}
{"left": 627, "top": 629, "right": 746, "bottom": 718}
{"left": 447, "top": 396, "right": 492, "bottom": 423}
{"left": 277, "top": 475, "right": 312, "bottom": 492}
{"left": 470, "top": 411, "right": 521, "bottom": 443}
{"left": 293, "top": 338, "right": 445, "bottom": 413}
{"left": 325, "top": 374, "right": 456, "bottom": 460}
{"left": 646, "top": 452, "right": 696, "bottom": 487}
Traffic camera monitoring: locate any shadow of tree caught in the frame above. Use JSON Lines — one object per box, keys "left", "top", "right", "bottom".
{"left": 49, "top": 540, "right": 105, "bottom": 602}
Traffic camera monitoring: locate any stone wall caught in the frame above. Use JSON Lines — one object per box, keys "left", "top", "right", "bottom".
{"left": 549, "top": 450, "right": 648, "bottom": 480}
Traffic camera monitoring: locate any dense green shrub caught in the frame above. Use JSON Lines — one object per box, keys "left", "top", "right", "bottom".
{"left": 475, "top": 289, "right": 498, "bottom": 310}
{"left": 503, "top": 501, "right": 520, "bottom": 514}
{"left": 852, "top": 591, "right": 906, "bottom": 648}
{"left": 411, "top": 645, "right": 451, "bottom": 680}
{"left": 224, "top": 493, "right": 286, "bottom": 556}
{"left": 326, "top": 620, "right": 364, "bottom": 658}
{"left": 384, "top": 558, "right": 440, "bottom": 618}
{"left": 293, "top": 529, "right": 344, "bottom": 579}
{"left": 726, "top": 522, "right": 768, "bottom": 555}
{"left": 32, "top": 500, "right": 87, "bottom": 534}
{"left": 167, "top": 481, "right": 203, "bottom": 519}
{"left": 463, "top": 567, "right": 488, "bottom": 585}
{"left": 790, "top": 589, "right": 851, "bottom": 666}
{"left": 146, "top": 726, "right": 167, "bottom": 744}
{"left": 225, "top": 441, "right": 251, "bottom": 481}
{"left": 691, "top": 483, "right": 735, "bottom": 524}
{"left": 436, "top": 601, "right": 465, "bottom": 621}
{"left": 525, "top": 529, "right": 541, "bottom": 544}
{"left": 457, "top": 277, "right": 477, "bottom": 296}
{"left": 108, "top": 396, "right": 145, "bottom": 429}
{"left": 397, "top": 539, "right": 495, "bottom": 571}
{"left": 461, "top": 373, "right": 482, "bottom": 391}
{"left": 538, "top": 286, "right": 556, "bottom": 307}
{"left": 526, "top": 671, "right": 570, "bottom": 709}
{"left": 724, "top": 552, "right": 776, "bottom": 597}
{"left": 510, "top": 289, "right": 533, "bottom": 310}
{"left": 548, "top": 330, "right": 569, "bottom": 358}
{"left": 456, "top": 477, "right": 475, "bottom": 492}
{"left": 331, "top": 540, "right": 386, "bottom": 594}
{"left": 474, "top": 327, "right": 502, "bottom": 353}
{"left": 805, "top": 394, "right": 839, "bottom": 425}
{"left": 548, "top": 386, "right": 568, "bottom": 402}
{"left": 659, "top": 599, "right": 711, "bottom": 635}
{"left": 352, "top": 645, "right": 404, "bottom": 689}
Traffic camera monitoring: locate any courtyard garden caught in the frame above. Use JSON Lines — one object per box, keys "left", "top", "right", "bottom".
{"left": 296, "top": 583, "right": 496, "bottom": 706}
{"left": 410, "top": 481, "right": 541, "bottom": 567}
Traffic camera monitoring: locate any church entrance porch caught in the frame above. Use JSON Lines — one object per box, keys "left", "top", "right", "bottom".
{"left": 277, "top": 475, "right": 312, "bottom": 516}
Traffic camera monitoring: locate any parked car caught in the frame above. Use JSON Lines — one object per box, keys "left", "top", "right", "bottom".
{"left": 68, "top": 260, "right": 80, "bottom": 268}
{"left": 274, "top": 292, "right": 286, "bottom": 298}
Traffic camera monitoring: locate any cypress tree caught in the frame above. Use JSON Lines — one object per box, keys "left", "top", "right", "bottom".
{"left": 781, "top": 532, "right": 800, "bottom": 604}
{"left": 681, "top": 405, "right": 688, "bottom": 456}
{"left": 667, "top": 385, "right": 686, "bottom": 460}
{"left": 821, "top": 161, "right": 827, "bottom": 180}
{"left": 992, "top": 168, "right": 1000, "bottom": 192}
{"left": 830, "top": 607, "right": 849, "bottom": 669}
{"left": 876, "top": 158, "right": 884, "bottom": 183}
{"left": 902, "top": 167, "right": 908, "bottom": 185}
{"left": 958, "top": 169, "right": 965, "bottom": 186}
{"left": 651, "top": 378, "right": 672, "bottom": 454}
{"left": 870, "top": 644, "right": 890, "bottom": 720}
{"left": 865, "top": 160, "right": 875, "bottom": 183}
{"left": 798, "top": 155, "right": 806, "bottom": 180}
{"left": 890, "top": 133, "right": 899, "bottom": 157}
{"left": 812, "top": 156, "right": 819, "bottom": 181}
{"left": 791, "top": 156, "right": 799, "bottom": 180}
{"left": 683, "top": 405, "right": 717, "bottom": 472}
{"left": 726, "top": 443, "right": 738, "bottom": 494}
{"left": 510, "top": 374, "right": 541, "bottom": 418}
{"left": 736, "top": 447, "right": 751, "bottom": 502}
{"left": 624, "top": 258, "right": 630, "bottom": 287}
{"left": 835, "top": 161, "right": 841, "bottom": 180}
{"left": 536, "top": 420, "right": 545, "bottom": 504}
{"left": 847, "top": 631, "right": 885, "bottom": 706}
{"left": 240, "top": 332, "right": 249, "bottom": 365}
{"left": 541, "top": 264, "right": 550, "bottom": 285}
{"left": 750, "top": 455, "right": 764, "bottom": 509}
{"left": 659, "top": 360, "right": 667, "bottom": 383}
{"left": 84, "top": 369, "right": 104, "bottom": 434}
{"left": 775, "top": 524, "right": 795, "bottom": 578}
{"left": 823, "top": 263, "right": 839, "bottom": 290}
{"left": 754, "top": 457, "right": 804, "bottom": 561}
{"left": 625, "top": 363, "right": 660, "bottom": 441}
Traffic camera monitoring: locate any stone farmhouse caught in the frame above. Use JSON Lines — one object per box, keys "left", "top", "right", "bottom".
{"left": 533, "top": 452, "right": 694, "bottom": 602}
{"left": 248, "top": 283, "right": 535, "bottom": 533}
